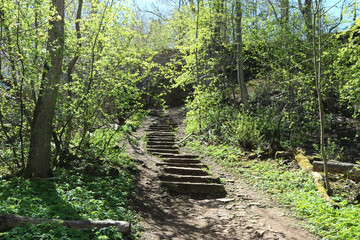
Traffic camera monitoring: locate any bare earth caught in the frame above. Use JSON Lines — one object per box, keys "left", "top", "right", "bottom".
{"left": 129, "top": 108, "right": 317, "bottom": 240}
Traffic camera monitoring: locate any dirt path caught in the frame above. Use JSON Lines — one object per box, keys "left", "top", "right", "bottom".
{"left": 129, "top": 109, "right": 316, "bottom": 240}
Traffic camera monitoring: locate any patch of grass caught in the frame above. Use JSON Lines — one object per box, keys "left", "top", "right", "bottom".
{"left": 0, "top": 119, "right": 144, "bottom": 239}
{"left": 186, "top": 140, "right": 360, "bottom": 240}
{"left": 0, "top": 165, "right": 140, "bottom": 239}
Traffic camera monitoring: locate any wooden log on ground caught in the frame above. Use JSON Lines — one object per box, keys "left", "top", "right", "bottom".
{"left": 313, "top": 161, "right": 360, "bottom": 177}
{"left": 295, "top": 153, "right": 335, "bottom": 205}
{"left": 0, "top": 214, "right": 130, "bottom": 233}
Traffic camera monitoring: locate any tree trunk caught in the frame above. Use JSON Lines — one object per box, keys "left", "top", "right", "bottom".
{"left": 24, "top": 0, "right": 65, "bottom": 178}
{"left": 281, "top": 0, "right": 289, "bottom": 27}
{"left": 298, "top": 0, "right": 313, "bottom": 41}
{"left": 312, "top": 0, "right": 331, "bottom": 193}
{"left": 235, "top": 0, "right": 249, "bottom": 110}
{"left": 0, "top": 214, "right": 130, "bottom": 233}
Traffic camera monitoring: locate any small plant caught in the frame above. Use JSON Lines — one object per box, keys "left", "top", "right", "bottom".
{"left": 313, "top": 138, "right": 344, "bottom": 161}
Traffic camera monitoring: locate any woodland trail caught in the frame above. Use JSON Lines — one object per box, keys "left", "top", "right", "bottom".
{"left": 129, "top": 108, "right": 316, "bottom": 240}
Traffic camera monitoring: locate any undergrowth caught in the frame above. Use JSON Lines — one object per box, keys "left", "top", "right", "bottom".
{"left": 186, "top": 140, "right": 360, "bottom": 240}
{"left": 0, "top": 117, "right": 145, "bottom": 239}
{"left": 0, "top": 167, "right": 140, "bottom": 239}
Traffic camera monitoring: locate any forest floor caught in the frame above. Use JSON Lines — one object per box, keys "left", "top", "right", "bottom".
{"left": 128, "top": 108, "right": 317, "bottom": 240}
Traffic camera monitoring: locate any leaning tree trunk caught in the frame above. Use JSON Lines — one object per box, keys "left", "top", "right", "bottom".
{"left": 24, "top": 0, "right": 65, "bottom": 178}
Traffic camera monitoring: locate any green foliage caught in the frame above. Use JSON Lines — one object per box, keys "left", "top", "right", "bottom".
{"left": 313, "top": 138, "right": 344, "bottom": 161}
{"left": 185, "top": 87, "right": 262, "bottom": 148}
{"left": 0, "top": 0, "right": 155, "bottom": 174}
{"left": 0, "top": 161, "right": 139, "bottom": 239}
{"left": 333, "top": 19, "right": 360, "bottom": 118}
{"left": 187, "top": 140, "right": 360, "bottom": 239}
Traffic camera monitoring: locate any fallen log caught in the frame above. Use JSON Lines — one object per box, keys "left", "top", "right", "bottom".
{"left": 0, "top": 214, "right": 130, "bottom": 233}
{"left": 313, "top": 161, "right": 360, "bottom": 178}
{"left": 295, "top": 153, "right": 335, "bottom": 205}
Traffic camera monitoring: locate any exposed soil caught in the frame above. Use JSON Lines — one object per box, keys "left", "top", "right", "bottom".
{"left": 128, "top": 108, "right": 317, "bottom": 240}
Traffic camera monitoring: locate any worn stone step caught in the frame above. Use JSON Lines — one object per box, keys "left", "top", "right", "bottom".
{"left": 156, "top": 123, "right": 177, "bottom": 126}
{"left": 147, "top": 141, "right": 176, "bottom": 146}
{"left": 159, "top": 174, "right": 221, "bottom": 183}
{"left": 149, "top": 125, "right": 174, "bottom": 128}
{"left": 147, "top": 132, "right": 175, "bottom": 136}
{"left": 162, "top": 167, "right": 208, "bottom": 176}
{"left": 150, "top": 124, "right": 178, "bottom": 127}
{"left": 146, "top": 130, "right": 175, "bottom": 134}
{"left": 148, "top": 127, "right": 174, "bottom": 131}
{"left": 156, "top": 162, "right": 207, "bottom": 168}
{"left": 148, "top": 145, "right": 178, "bottom": 150}
{"left": 147, "top": 136, "right": 176, "bottom": 142}
{"left": 149, "top": 124, "right": 176, "bottom": 127}
{"left": 148, "top": 144, "right": 177, "bottom": 149}
{"left": 161, "top": 182, "right": 225, "bottom": 194}
{"left": 147, "top": 135, "right": 175, "bottom": 138}
{"left": 159, "top": 154, "right": 199, "bottom": 159}
{"left": 147, "top": 138, "right": 175, "bottom": 142}
{"left": 148, "top": 148, "right": 179, "bottom": 154}
{"left": 163, "top": 159, "right": 202, "bottom": 164}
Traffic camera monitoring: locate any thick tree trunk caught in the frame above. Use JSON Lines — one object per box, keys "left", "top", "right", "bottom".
{"left": 235, "top": 0, "right": 249, "bottom": 110}
{"left": 24, "top": 0, "right": 65, "bottom": 178}
{"left": 0, "top": 214, "right": 130, "bottom": 233}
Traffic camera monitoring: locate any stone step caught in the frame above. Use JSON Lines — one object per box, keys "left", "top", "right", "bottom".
{"left": 159, "top": 174, "right": 221, "bottom": 183}
{"left": 148, "top": 145, "right": 178, "bottom": 150}
{"left": 162, "top": 167, "right": 208, "bottom": 176}
{"left": 163, "top": 159, "right": 202, "bottom": 164}
{"left": 147, "top": 138, "right": 175, "bottom": 142}
{"left": 147, "top": 141, "right": 176, "bottom": 146}
{"left": 156, "top": 162, "right": 207, "bottom": 168}
{"left": 155, "top": 120, "right": 179, "bottom": 127}
{"left": 150, "top": 124, "right": 178, "bottom": 127}
{"left": 148, "top": 127, "right": 174, "bottom": 131}
{"left": 161, "top": 182, "right": 225, "bottom": 194}
{"left": 147, "top": 136, "right": 176, "bottom": 142}
{"left": 148, "top": 144, "right": 177, "bottom": 149}
{"left": 148, "top": 149, "right": 179, "bottom": 154}
{"left": 159, "top": 154, "right": 199, "bottom": 159}
{"left": 149, "top": 124, "right": 175, "bottom": 127}
{"left": 150, "top": 124, "right": 176, "bottom": 127}
{"left": 147, "top": 132, "right": 175, "bottom": 136}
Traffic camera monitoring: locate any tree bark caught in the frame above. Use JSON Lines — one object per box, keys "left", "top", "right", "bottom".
{"left": 312, "top": 0, "right": 331, "bottom": 193}
{"left": 24, "top": 0, "right": 65, "bottom": 178}
{"left": 313, "top": 161, "right": 360, "bottom": 178}
{"left": 298, "top": 0, "right": 313, "bottom": 40}
{"left": 0, "top": 214, "right": 130, "bottom": 233}
{"left": 235, "top": 0, "right": 249, "bottom": 110}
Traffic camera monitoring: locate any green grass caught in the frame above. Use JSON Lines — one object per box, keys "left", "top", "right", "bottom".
{"left": 0, "top": 117, "right": 146, "bottom": 239}
{"left": 0, "top": 167, "right": 139, "bottom": 239}
{"left": 186, "top": 140, "right": 360, "bottom": 240}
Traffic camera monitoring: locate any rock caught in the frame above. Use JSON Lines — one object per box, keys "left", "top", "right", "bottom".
{"left": 353, "top": 193, "right": 360, "bottom": 204}
{"left": 248, "top": 153, "right": 257, "bottom": 160}
{"left": 275, "top": 151, "right": 294, "bottom": 159}
{"left": 217, "top": 198, "right": 235, "bottom": 203}
{"left": 254, "top": 230, "right": 266, "bottom": 237}
{"left": 248, "top": 202, "right": 261, "bottom": 206}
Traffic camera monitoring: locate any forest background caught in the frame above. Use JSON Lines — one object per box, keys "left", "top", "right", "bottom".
{"left": 1, "top": 0, "right": 360, "bottom": 238}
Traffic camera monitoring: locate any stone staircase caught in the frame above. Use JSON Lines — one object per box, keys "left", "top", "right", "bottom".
{"left": 146, "top": 110, "right": 226, "bottom": 197}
